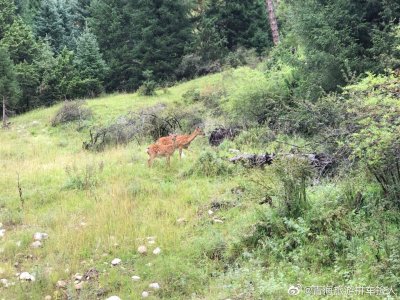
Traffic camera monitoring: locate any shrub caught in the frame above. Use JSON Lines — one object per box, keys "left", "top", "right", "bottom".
{"left": 224, "top": 47, "right": 261, "bottom": 69}
{"left": 68, "top": 77, "right": 104, "bottom": 98}
{"left": 224, "top": 67, "right": 295, "bottom": 125}
{"left": 199, "top": 84, "right": 226, "bottom": 111}
{"left": 281, "top": 93, "right": 347, "bottom": 135}
{"left": 64, "top": 161, "right": 104, "bottom": 190}
{"left": 182, "top": 88, "right": 201, "bottom": 103}
{"left": 138, "top": 70, "right": 157, "bottom": 96}
{"left": 83, "top": 103, "right": 204, "bottom": 151}
{"left": 249, "top": 157, "right": 314, "bottom": 218}
{"left": 185, "top": 151, "right": 232, "bottom": 177}
{"left": 177, "top": 54, "right": 222, "bottom": 79}
{"left": 51, "top": 101, "right": 92, "bottom": 126}
{"left": 344, "top": 73, "right": 400, "bottom": 206}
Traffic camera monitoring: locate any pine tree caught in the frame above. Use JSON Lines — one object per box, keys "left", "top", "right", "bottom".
{"left": 74, "top": 28, "right": 107, "bottom": 80}
{"left": 0, "top": 47, "right": 20, "bottom": 127}
{"left": 0, "top": 0, "right": 16, "bottom": 40}
{"left": 202, "top": 0, "right": 271, "bottom": 53}
{"left": 34, "top": 0, "right": 65, "bottom": 52}
{"left": 1, "top": 17, "right": 40, "bottom": 112}
{"left": 129, "top": 0, "right": 193, "bottom": 83}
{"left": 1, "top": 17, "right": 38, "bottom": 63}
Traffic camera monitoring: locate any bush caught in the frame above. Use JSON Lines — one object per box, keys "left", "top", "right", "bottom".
{"left": 182, "top": 88, "right": 201, "bottom": 103}
{"left": 51, "top": 101, "right": 92, "bottom": 126}
{"left": 138, "top": 70, "right": 157, "bottom": 96}
{"left": 177, "top": 54, "right": 222, "bottom": 79}
{"left": 344, "top": 73, "right": 400, "bottom": 206}
{"left": 185, "top": 151, "right": 232, "bottom": 177}
{"left": 280, "top": 93, "right": 347, "bottom": 135}
{"left": 224, "top": 47, "right": 262, "bottom": 69}
{"left": 68, "top": 77, "right": 104, "bottom": 98}
{"left": 64, "top": 161, "right": 104, "bottom": 190}
{"left": 224, "top": 67, "right": 295, "bottom": 125}
{"left": 249, "top": 157, "right": 314, "bottom": 218}
{"left": 83, "top": 103, "right": 204, "bottom": 151}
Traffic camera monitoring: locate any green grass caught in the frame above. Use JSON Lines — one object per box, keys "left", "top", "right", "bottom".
{"left": 0, "top": 70, "right": 255, "bottom": 299}
{"left": 1, "top": 68, "right": 399, "bottom": 299}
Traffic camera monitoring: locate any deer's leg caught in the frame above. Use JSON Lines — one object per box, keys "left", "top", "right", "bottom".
{"left": 179, "top": 147, "right": 183, "bottom": 159}
{"left": 166, "top": 155, "right": 171, "bottom": 166}
{"left": 148, "top": 154, "right": 154, "bottom": 168}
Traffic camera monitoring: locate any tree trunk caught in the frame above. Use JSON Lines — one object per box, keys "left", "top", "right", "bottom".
{"left": 265, "top": 0, "right": 280, "bottom": 45}
{"left": 2, "top": 96, "right": 7, "bottom": 128}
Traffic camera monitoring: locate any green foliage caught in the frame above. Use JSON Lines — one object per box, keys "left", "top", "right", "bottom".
{"left": 281, "top": 0, "right": 400, "bottom": 98}
{"left": 344, "top": 73, "right": 400, "bottom": 205}
{"left": 199, "top": 0, "right": 271, "bottom": 54}
{"left": 225, "top": 66, "right": 295, "bottom": 125}
{"left": 0, "top": 47, "right": 20, "bottom": 110}
{"left": 1, "top": 17, "right": 38, "bottom": 63}
{"left": 74, "top": 27, "right": 107, "bottom": 81}
{"left": 34, "top": 0, "right": 65, "bottom": 53}
{"left": 64, "top": 161, "right": 104, "bottom": 190}
{"left": 137, "top": 70, "right": 157, "bottom": 96}
{"left": 186, "top": 150, "right": 232, "bottom": 177}
{"left": 0, "top": 0, "right": 16, "bottom": 40}
{"left": 183, "top": 84, "right": 226, "bottom": 115}
{"left": 90, "top": 0, "right": 193, "bottom": 91}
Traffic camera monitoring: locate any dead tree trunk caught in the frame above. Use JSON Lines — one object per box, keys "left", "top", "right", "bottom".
{"left": 2, "top": 96, "right": 7, "bottom": 128}
{"left": 265, "top": 0, "right": 280, "bottom": 46}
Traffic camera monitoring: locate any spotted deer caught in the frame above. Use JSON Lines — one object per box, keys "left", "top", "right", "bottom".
{"left": 156, "top": 127, "right": 205, "bottom": 159}
{"left": 146, "top": 134, "right": 178, "bottom": 167}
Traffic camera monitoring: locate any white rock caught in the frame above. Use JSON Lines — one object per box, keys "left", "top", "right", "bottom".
{"left": 33, "top": 232, "right": 48, "bottom": 241}
{"left": 106, "top": 296, "right": 121, "bottom": 300}
{"left": 0, "top": 229, "right": 5, "bottom": 238}
{"left": 152, "top": 247, "right": 161, "bottom": 255}
{"left": 137, "top": 245, "right": 147, "bottom": 254}
{"left": 0, "top": 223, "right": 2, "bottom": 228}
{"left": 45, "top": 295, "right": 52, "bottom": 300}
{"left": 31, "top": 241, "right": 42, "bottom": 248}
{"left": 74, "top": 273, "right": 83, "bottom": 281}
{"left": 142, "top": 291, "right": 149, "bottom": 298}
{"left": 176, "top": 218, "right": 186, "bottom": 224}
{"left": 19, "top": 272, "right": 35, "bottom": 281}
{"left": 131, "top": 275, "right": 141, "bottom": 281}
{"left": 111, "top": 258, "right": 121, "bottom": 266}
{"left": 1, "top": 278, "right": 9, "bottom": 287}
{"left": 149, "top": 282, "right": 160, "bottom": 290}
{"left": 208, "top": 210, "right": 214, "bottom": 215}
{"left": 56, "top": 280, "right": 67, "bottom": 288}
{"left": 213, "top": 218, "right": 224, "bottom": 224}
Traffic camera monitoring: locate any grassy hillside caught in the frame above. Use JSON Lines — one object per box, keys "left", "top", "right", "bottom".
{"left": 1, "top": 68, "right": 399, "bottom": 300}
{"left": 0, "top": 70, "right": 253, "bottom": 300}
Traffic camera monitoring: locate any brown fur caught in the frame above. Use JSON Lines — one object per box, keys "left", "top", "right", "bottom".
{"left": 146, "top": 134, "right": 178, "bottom": 167}
{"left": 156, "top": 128, "right": 205, "bottom": 159}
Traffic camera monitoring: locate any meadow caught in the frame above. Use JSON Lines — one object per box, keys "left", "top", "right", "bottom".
{"left": 1, "top": 67, "right": 399, "bottom": 300}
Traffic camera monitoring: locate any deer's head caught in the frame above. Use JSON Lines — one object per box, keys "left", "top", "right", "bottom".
{"left": 194, "top": 127, "right": 205, "bottom": 137}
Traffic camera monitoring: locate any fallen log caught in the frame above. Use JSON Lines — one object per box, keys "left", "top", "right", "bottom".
{"left": 229, "top": 152, "right": 335, "bottom": 175}
{"left": 229, "top": 152, "right": 275, "bottom": 168}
